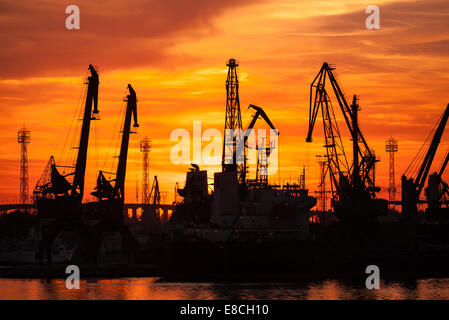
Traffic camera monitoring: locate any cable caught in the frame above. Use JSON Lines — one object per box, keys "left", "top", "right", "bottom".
{"left": 59, "top": 75, "right": 87, "bottom": 173}
{"left": 404, "top": 109, "right": 443, "bottom": 178}
{"left": 102, "top": 89, "right": 126, "bottom": 174}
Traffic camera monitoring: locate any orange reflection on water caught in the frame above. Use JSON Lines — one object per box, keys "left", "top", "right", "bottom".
{"left": 1, "top": 278, "right": 449, "bottom": 300}
{"left": 307, "top": 280, "right": 345, "bottom": 300}
{"left": 416, "top": 279, "right": 449, "bottom": 300}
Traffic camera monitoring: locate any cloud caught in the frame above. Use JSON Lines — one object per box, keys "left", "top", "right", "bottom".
{"left": 0, "top": 0, "right": 262, "bottom": 78}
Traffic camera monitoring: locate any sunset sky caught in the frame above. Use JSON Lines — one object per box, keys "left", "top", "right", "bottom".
{"left": 1, "top": 0, "right": 449, "bottom": 204}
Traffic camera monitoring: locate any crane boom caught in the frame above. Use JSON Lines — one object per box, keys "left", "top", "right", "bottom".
{"left": 403, "top": 103, "right": 449, "bottom": 214}
{"left": 92, "top": 84, "right": 138, "bottom": 202}
{"left": 115, "top": 84, "right": 139, "bottom": 200}
{"left": 415, "top": 105, "right": 449, "bottom": 195}
{"left": 71, "top": 64, "right": 99, "bottom": 201}
{"left": 244, "top": 104, "right": 277, "bottom": 141}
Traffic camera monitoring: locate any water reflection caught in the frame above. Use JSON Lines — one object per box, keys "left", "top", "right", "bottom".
{"left": 0, "top": 278, "right": 449, "bottom": 300}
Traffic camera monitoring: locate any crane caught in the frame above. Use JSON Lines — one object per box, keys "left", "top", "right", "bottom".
{"left": 34, "top": 64, "right": 99, "bottom": 209}
{"left": 85, "top": 84, "right": 139, "bottom": 264}
{"left": 91, "top": 84, "right": 139, "bottom": 205}
{"left": 403, "top": 103, "right": 449, "bottom": 214}
{"left": 306, "top": 62, "right": 384, "bottom": 219}
{"left": 33, "top": 65, "right": 99, "bottom": 264}
{"left": 239, "top": 104, "right": 279, "bottom": 185}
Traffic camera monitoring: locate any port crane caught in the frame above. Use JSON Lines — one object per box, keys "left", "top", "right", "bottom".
{"left": 34, "top": 64, "right": 99, "bottom": 213}
{"left": 33, "top": 65, "right": 99, "bottom": 264}
{"left": 403, "top": 104, "right": 449, "bottom": 214}
{"left": 91, "top": 84, "right": 139, "bottom": 214}
{"left": 240, "top": 104, "right": 278, "bottom": 186}
{"left": 86, "top": 84, "right": 139, "bottom": 263}
{"left": 306, "top": 62, "right": 385, "bottom": 218}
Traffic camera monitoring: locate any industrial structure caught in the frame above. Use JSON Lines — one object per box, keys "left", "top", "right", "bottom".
{"left": 306, "top": 62, "right": 386, "bottom": 219}
{"left": 171, "top": 58, "right": 315, "bottom": 238}
{"left": 140, "top": 137, "right": 151, "bottom": 205}
{"left": 90, "top": 84, "right": 139, "bottom": 205}
{"left": 243, "top": 104, "right": 277, "bottom": 189}
{"left": 315, "top": 155, "right": 327, "bottom": 213}
{"left": 32, "top": 67, "right": 140, "bottom": 264}
{"left": 17, "top": 127, "right": 30, "bottom": 205}
{"left": 220, "top": 60, "right": 278, "bottom": 189}
{"left": 85, "top": 83, "right": 139, "bottom": 261}
{"left": 174, "top": 182, "right": 180, "bottom": 204}
{"left": 34, "top": 64, "right": 99, "bottom": 212}
{"left": 402, "top": 104, "right": 449, "bottom": 215}
{"left": 253, "top": 136, "right": 269, "bottom": 186}
{"left": 149, "top": 176, "right": 162, "bottom": 221}
{"left": 5, "top": 59, "right": 449, "bottom": 278}
{"left": 299, "top": 165, "right": 306, "bottom": 190}
{"left": 33, "top": 64, "right": 99, "bottom": 264}
{"left": 140, "top": 175, "right": 163, "bottom": 229}
{"left": 386, "top": 137, "right": 398, "bottom": 209}
{"left": 222, "top": 58, "right": 245, "bottom": 183}
{"left": 87, "top": 83, "right": 140, "bottom": 261}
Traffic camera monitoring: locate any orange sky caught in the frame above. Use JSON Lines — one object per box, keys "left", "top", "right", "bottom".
{"left": 1, "top": 0, "right": 449, "bottom": 204}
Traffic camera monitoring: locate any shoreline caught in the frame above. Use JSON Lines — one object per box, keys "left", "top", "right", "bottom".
{"left": 2, "top": 263, "right": 449, "bottom": 283}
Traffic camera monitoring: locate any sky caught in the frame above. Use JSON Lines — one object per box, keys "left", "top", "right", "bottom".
{"left": 1, "top": 0, "right": 449, "bottom": 205}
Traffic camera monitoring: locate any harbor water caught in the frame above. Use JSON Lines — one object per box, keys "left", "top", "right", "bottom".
{"left": 0, "top": 277, "right": 449, "bottom": 300}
